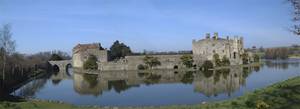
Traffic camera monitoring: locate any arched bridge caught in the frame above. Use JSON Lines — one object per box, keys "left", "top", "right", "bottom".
{"left": 48, "top": 60, "right": 73, "bottom": 77}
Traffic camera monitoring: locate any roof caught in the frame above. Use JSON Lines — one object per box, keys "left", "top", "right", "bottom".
{"left": 73, "top": 43, "right": 104, "bottom": 53}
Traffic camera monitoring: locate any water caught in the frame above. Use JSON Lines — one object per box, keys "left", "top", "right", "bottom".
{"left": 12, "top": 59, "right": 300, "bottom": 106}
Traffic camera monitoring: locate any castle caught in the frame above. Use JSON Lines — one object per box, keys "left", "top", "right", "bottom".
{"left": 192, "top": 33, "right": 244, "bottom": 65}
{"left": 72, "top": 33, "right": 247, "bottom": 71}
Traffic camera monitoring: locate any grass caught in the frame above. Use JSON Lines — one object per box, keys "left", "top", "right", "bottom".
{"left": 1, "top": 76, "right": 300, "bottom": 109}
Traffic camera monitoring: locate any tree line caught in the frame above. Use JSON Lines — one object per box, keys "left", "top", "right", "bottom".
{"left": 0, "top": 24, "right": 70, "bottom": 91}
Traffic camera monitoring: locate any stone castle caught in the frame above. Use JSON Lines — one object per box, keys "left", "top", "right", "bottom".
{"left": 192, "top": 33, "right": 244, "bottom": 65}
{"left": 72, "top": 33, "right": 247, "bottom": 71}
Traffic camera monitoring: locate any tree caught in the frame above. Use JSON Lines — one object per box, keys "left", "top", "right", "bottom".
{"left": 83, "top": 55, "right": 98, "bottom": 70}
{"left": 213, "top": 53, "right": 222, "bottom": 67}
{"left": 288, "top": 0, "right": 300, "bottom": 35}
{"left": 221, "top": 56, "right": 230, "bottom": 66}
{"left": 180, "top": 54, "right": 194, "bottom": 68}
{"left": 109, "top": 40, "right": 132, "bottom": 60}
{"left": 253, "top": 54, "right": 260, "bottom": 62}
{"left": 265, "top": 48, "right": 289, "bottom": 59}
{"left": 49, "top": 54, "right": 63, "bottom": 61}
{"left": 143, "top": 56, "right": 161, "bottom": 69}
{"left": 0, "top": 24, "right": 16, "bottom": 80}
{"left": 241, "top": 53, "right": 249, "bottom": 64}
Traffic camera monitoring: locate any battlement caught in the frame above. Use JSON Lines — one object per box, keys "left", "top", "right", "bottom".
{"left": 193, "top": 33, "right": 243, "bottom": 43}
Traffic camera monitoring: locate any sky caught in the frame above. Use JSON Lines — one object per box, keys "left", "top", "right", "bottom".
{"left": 1, "top": 0, "right": 300, "bottom": 54}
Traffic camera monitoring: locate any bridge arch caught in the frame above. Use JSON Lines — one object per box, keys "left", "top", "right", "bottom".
{"left": 53, "top": 64, "right": 60, "bottom": 75}
{"left": 66, "top": 63, "right": 73, "bottom": 76}
{"left": 48, "top": 60, "right": 73, "bottom": 77}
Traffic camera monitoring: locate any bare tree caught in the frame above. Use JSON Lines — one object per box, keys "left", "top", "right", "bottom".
{"left": 0, "top": 24, "right": 16, "bottom": 80}
{"left": 288, "top": 0, "right": 300, "bottom": 35}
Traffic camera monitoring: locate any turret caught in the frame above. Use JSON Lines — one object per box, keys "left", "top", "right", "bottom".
{"left": 213, "top": 32, "right": 218, "bottom": 40}
{"left": 206, "top": 33, "right": 210, "bottom": 39}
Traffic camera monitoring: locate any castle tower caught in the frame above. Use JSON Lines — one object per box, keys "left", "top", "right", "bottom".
{"left": 213, "top": 32, "right": 218, "bottom": 40}
{"left": 72, "top": 43, "right": 108, "bottom": 68}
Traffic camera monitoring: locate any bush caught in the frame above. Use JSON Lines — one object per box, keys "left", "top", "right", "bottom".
{"left": 83, "top": 55, "right": 98, "bottom": 70}
{"left": 221, "top": 56, "right": 230, "bottom": 66}
{"left": 242, "top": 53, "right": 249, "bottom": 64}
{"left": 201, "top": 60, "right": 214, "bottom": 71}
{"left": 254, "top": 54, "right": 260, "bottom": 62}
{"left": 180, "top": 54, "right": 194, "bottom": 68}
{"left": 256, "top": 100, "right": 270, "bottom": 109}
{"left": 213, "top": 53, "right": 222, "bottom": 67}
{"left": 143, "top": 56, "right": 161, "bottom": 69}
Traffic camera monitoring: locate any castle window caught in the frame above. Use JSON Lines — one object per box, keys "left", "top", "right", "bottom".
{"left": 212, "top": 44, "right": 215, "bottom": 46}
{"left": 233, "top": 52, "right": 237, "bottom": 59}
{"left": 213, "top": 50, "right": 216, "bottom": 53}
{"left": 222, "top": 50, "right": 224, "bottom": 53}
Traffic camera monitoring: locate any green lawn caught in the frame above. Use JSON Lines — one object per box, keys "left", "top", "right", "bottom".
{"left": 1, "top": 76, "right": 300, "bottom": 109}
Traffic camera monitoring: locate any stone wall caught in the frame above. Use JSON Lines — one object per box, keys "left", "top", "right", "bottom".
{"left": 73, "top": 49, "right": 108, "bottom": 68}
{"left": 98, "top": 55, "right": 186, "bottom": 71}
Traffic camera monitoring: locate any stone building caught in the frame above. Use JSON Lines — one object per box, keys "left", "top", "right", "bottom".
{"left": 192, "top": 33, "right": 244, "bottom": 65}
{"left": 72, "top": 33, "right": 246, "bottom": 71}
{"left": 72, "top": 43, "right": 108, "bottom": 68}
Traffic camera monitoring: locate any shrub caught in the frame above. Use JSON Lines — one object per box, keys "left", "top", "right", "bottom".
{"left": 242, "top": 53, "right": 249, "bottom": 64}
{"left": 254, "top": 54, "right": 260, "bottom": 62}
{"left": 221, "top": 56, "right": 230, "bottom": 66}
{"left": 180, "top": 54, "right": 194, "bottom": 68}
{"left": 231, "top": 101, "right": 238, "bottom": 106}
{"left": 256, "top": 100, "right": 270, "bottom": 109}
{"left": 83, "top": 55, "right": 98, "bottom": 70}
{"left": 143, "top": 56, "right": 161, "bottom": 69}
{"left": 213, "top": 53, "right": 222, "bottom": 67}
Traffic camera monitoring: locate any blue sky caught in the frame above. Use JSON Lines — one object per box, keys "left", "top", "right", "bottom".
{"left": 1, "top": 0, "right": 300, "bottom": 54}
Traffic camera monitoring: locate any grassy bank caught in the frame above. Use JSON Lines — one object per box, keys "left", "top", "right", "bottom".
{"left": 1, "top": 76, "right": 300, "bottom": 109}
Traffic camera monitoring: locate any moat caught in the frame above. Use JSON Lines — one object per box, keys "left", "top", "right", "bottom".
{"left": 11, "top": 59, "right": 300, "bottom": 106}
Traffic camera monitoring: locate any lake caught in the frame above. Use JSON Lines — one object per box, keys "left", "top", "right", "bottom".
{"left": 11, "top": 59, "right": 300, "bottom": 106}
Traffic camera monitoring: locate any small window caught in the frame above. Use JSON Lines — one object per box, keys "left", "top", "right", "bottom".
{"left": 213, "top": 50, "right": 216, "bottom": 53}
{"left": 174, "top": 65, "right": 178, "bottom": 69}
{"left": 233, "top": 52, "right": 237, "bottom": 59}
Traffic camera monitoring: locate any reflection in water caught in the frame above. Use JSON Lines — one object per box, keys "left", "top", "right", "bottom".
{"left": 194, "top": 67, "right": 245, "bottom": 97}
{"left": 73, "top": 66, "right": 258, "bottom": 97}
{"left": 108, "top": 80, "right": 139, "bottom": 93}
{"left": 11, "top": 59, "right": 300, "bottom": 106}
{"left": 13, "top": 67, "right": 73, "bottom": 97}
{"left": 181, "top": 71, "right": 194, "bottom": 84}
{"left": 264, "top": 59, "right": 300, "bottom": 70}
